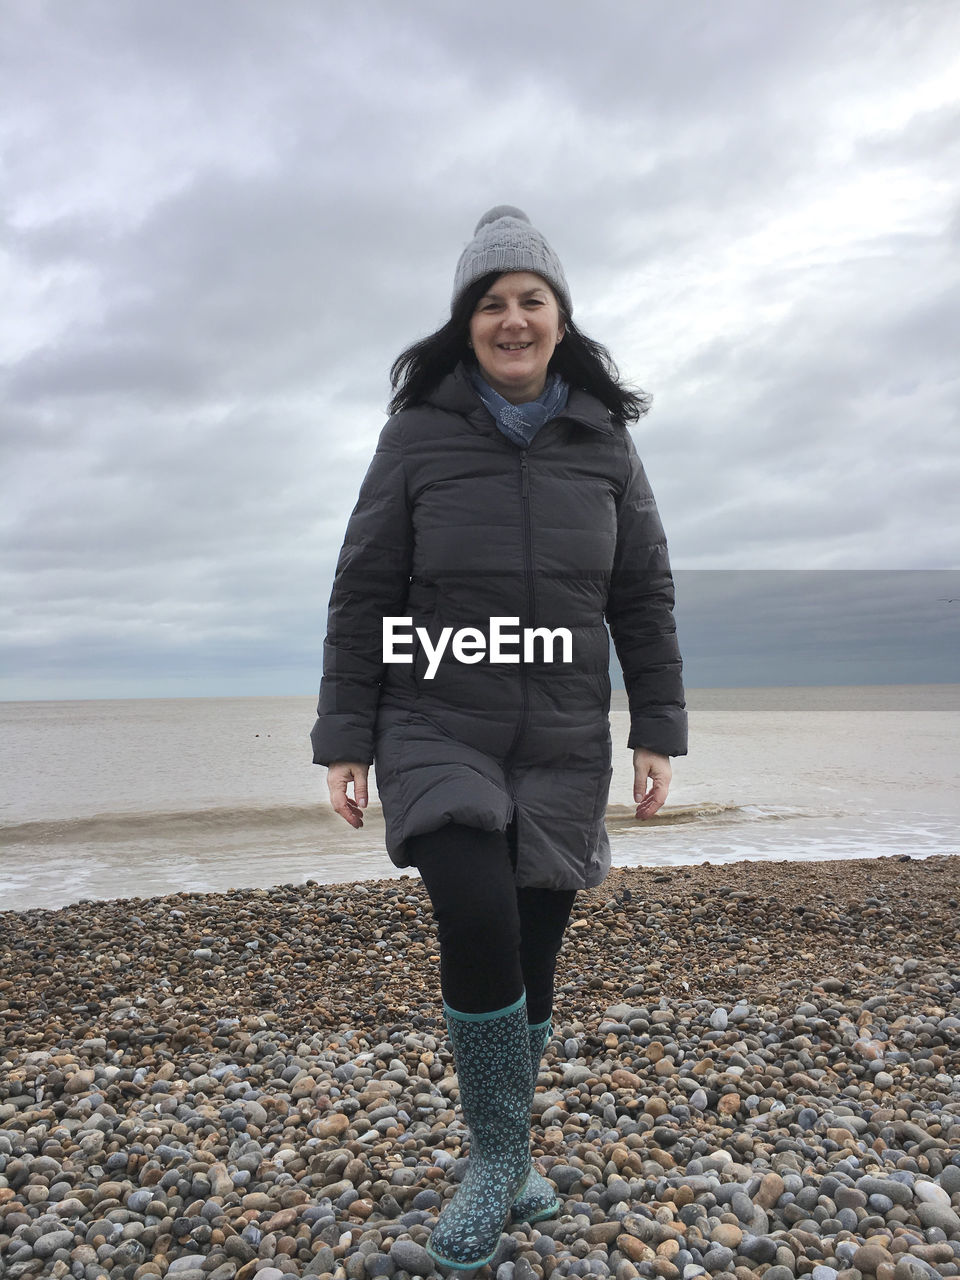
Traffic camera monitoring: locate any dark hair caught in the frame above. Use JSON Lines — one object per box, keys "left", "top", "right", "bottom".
{"left": 388, "top": 272, "right": 650, "bottom": 423}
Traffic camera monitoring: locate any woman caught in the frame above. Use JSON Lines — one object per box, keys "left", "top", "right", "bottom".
{"left": 311, "top": 207, "right": 686, "bottom": 1270}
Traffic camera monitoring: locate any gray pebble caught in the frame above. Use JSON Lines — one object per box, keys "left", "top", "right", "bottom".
{"left": 347, "top": 1254, "right": 368, "bottom": 1280}
{"left": 894, "top": 1259, "right": 940, "bottom": 1280}
{"left": 606, "top": 1177, "right": 631, "bottom": 1205}
{"left": 389, "top": 1239, "right": 434, "bottom": 1275}
{"left": 868, "top": 1193, "right": 894, "bottom": 1213}
{"left": 739, "top": 1235, "right": 778, "bottom": 1264}
{"left": 365, "top": 1252, "right": 396, "bottom": 1277}
{"left": 551, "top": 1165, "right": 582, "bottom": 1193}
{"left": 563, "top": 1065, "right": 592, "bottom": 1086}
{"left": 126, "top": 1188, "right": 153, "bottom": 1213}
{"left": 730, "top": 1191, "right": 755, "bottom": 1223}
{"left": 31, "top": 1230, "right": 77, "bottom": 1258}
{"left": 915, "top": 1202, "right": 960, "bottom": 1232}
{"left": 835, "top": 1207, "right": 860, "bottom": 1232}
{"left": 856, "top": 1175, "right": 913, "bottom": 1206}
{"left": 309, "top": 1246, "right": 338, "bottom": 1274}
{"left": 700, "top": 1245, "right": 734, "bottom": 1271}
{"left": 492, "top": 1236, "right": 519, "bottom": 1269}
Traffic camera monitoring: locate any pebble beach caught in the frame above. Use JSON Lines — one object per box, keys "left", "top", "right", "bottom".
{"left": 2, "top": 855, "right": 959, "bottom": 1280}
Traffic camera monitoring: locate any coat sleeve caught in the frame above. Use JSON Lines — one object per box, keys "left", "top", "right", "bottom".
{"left": 605, "top": 431, "right": 688, "bottom": 756}
{"left": 310, "top": 418, "right": 412, "bottom": 766}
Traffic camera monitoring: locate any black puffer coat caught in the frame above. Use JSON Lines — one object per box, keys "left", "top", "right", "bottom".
{"left": 311, "top": 365, "right": 686, "bottom": 890}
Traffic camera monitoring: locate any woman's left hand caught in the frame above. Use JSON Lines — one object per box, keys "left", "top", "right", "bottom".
{"left": 633, "top": 749, "right": 672, "bottom": 820}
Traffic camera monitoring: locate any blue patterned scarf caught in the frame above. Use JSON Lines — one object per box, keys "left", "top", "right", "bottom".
{"left": 469, "top": 368, "right": 570, "bottom": 448}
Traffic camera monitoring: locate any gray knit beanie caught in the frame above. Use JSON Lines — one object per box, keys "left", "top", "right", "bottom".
{"left": 452, "top": 205, "right": 572, "bottom": 316}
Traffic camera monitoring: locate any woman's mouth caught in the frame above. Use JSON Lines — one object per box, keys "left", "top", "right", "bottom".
{"left": 498, "top": 342, "right": 532, "bottom": 351}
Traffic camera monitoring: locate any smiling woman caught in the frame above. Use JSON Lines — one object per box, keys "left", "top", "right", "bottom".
{"left": 310, "top": 205, "right": 686, "bottom": 1269}
{"left": 468, "top": 272, "right": 565, "bottom": 402}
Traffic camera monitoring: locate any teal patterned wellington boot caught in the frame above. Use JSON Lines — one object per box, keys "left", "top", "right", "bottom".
{"left": 426, "top": 994, "right": 532, "bottom": 1271}
{"left": 509, "top": 1018, "right": 561, "bottom": 1223}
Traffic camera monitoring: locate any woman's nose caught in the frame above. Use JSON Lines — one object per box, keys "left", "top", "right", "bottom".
{"left": 502, "top": 304, "right": 526, "bottom": 327}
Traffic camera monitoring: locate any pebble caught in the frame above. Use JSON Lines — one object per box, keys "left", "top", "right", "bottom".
{"left": 389, "top": 1238, "right": 434, "bottom": 1274}
{"left": 914, "top": 1179, "right": 951, "bottom": 1207}
{"left": 1, "top": 857, "right": 959, "bottom": 1280}
{"left": 915, "top": 1201, "right": 960, "bottom": 1232}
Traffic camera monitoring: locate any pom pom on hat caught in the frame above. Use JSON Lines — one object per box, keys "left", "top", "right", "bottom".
{"left": 473, "top": 205, "right": 530, "bottom": 233}
{"left": 452, "top": 205, "right": 572, "bottom": 315}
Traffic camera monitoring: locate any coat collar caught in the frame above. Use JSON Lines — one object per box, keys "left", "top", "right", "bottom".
{"left": 425, "top": 363, "right": 617, "bottom": 437}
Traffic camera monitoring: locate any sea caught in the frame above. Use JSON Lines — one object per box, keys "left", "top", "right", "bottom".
{"left": 1, "top": 687, "right": 958, "bottom": 914}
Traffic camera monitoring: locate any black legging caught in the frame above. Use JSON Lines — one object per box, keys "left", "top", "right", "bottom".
{"left": 408, "top": 823, "right": 576, "bottom": 1022}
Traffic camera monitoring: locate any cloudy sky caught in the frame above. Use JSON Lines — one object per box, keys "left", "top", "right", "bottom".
{"left": 2, "top": 0, "right": 958, "bottom": 699}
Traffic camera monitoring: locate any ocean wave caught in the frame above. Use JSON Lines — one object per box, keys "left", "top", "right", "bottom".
{"left": 0, "top": 802, "right": 373, "bottom": 847}
{"left": 604, "top": 802, "right": 821, "bottom": 828}
{"left": 1, "top": 799, "right": 823, "bottom": 848}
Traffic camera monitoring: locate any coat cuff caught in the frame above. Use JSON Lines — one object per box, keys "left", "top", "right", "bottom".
{"left": 626, "top": 709, "right": 688, "bottom": 757}
{"left": 310, "top": 716, "right": 375, "bottom": 767}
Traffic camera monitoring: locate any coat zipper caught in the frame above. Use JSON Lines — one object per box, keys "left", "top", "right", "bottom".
{"left": 519, "top": 452, "right": 536, "bottom": 625}
{"left": 505, "top": 449, "right": 535, "bottom": 764}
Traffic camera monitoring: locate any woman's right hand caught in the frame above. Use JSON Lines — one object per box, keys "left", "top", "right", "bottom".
{"left": 326, "top": 762, "right": 369, "bottom": 828}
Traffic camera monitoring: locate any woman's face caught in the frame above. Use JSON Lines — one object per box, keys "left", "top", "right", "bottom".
{"left": 468, "top": 271, "right": 565, "bottom": 404}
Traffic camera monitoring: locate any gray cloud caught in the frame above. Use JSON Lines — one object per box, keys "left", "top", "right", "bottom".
{"left": 2, "top": 0, "right": 958, "bottom": 698}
